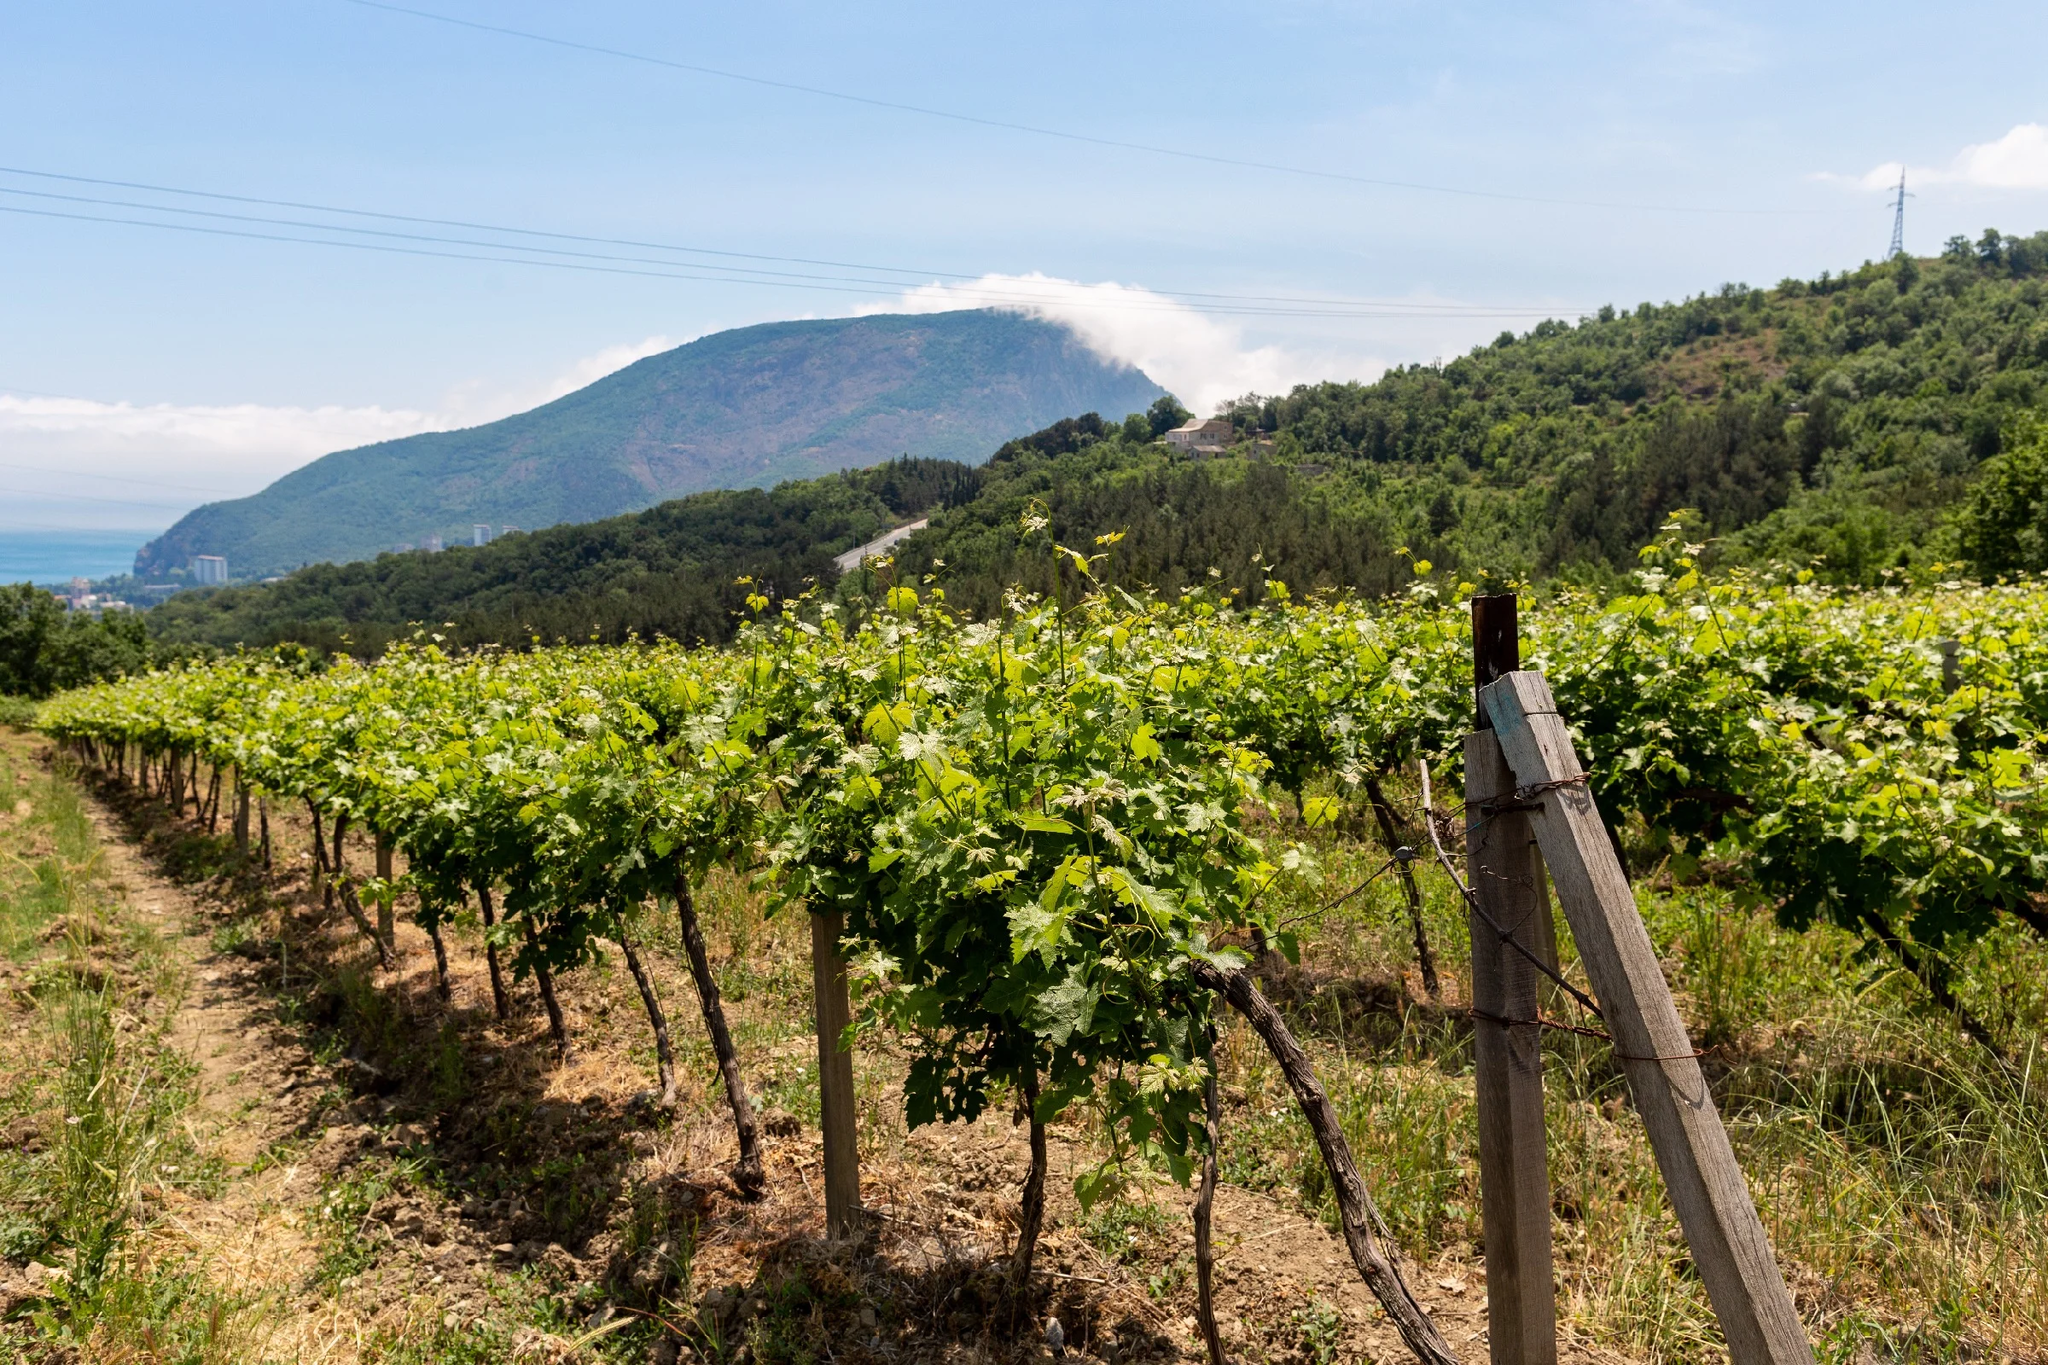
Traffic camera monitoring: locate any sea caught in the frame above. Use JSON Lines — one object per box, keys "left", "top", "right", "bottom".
{"left": 0, "top": 529, "right": 155, "bottom": 586}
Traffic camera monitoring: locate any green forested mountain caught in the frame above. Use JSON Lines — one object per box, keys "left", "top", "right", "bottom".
{"left": 1207, "top": 228, "right": 2048, "bottom": 586}
{"left": 134, "top": 310, "right": 1163, "bottom": 579}
{"left": 148, "top": 458, "right": 984, "bottom": 654}
{"left": 144, "top": 231, "right": 2048, "bottom": 653}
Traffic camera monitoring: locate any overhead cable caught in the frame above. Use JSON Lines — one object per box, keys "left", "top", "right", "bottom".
{"left": 344, "top": 0, "right": 1850, "bottom": 218}
{"left": 0, "top": 166, "right": 1586, "bottom": 317}
{"left": 0, "top": 202, "right": 1587, "bottom": 321}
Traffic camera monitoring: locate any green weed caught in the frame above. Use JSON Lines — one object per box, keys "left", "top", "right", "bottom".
{"left": 1289, "top": 1295, "right": 1344, "bottom": 1365}
{"left": 360, "top": 1317, "right": 516, "bottom": 1364}
{"left": 762, "top": 1062, "right": 821, "bottom": 1129}
{"left": 1081, "top": 1197, "right": 1170, "bottom": 1266}
{"left": 428, "top": 1019, "right": 469, "bottom": 1110}
{"left": 314, "top": 1162, "right": 400, "bottom": 1290}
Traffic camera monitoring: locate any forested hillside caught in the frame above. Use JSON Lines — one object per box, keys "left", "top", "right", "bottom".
{"left": 140, "top": 232, "right": 2048, "bottom": 653}
{"left": 134, "top": 310, "right": 1162, "bottom": 579}
{"left": 1222, "top": 228, "right": 2048, "bottom": 583}
{"left": 148, "top": 458, "right": 984, "bottom": 653}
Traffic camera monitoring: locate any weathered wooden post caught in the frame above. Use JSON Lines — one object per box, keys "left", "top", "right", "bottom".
{"left": 1482, "top": 670, "right": 1812, "bottom": 1364}
{"left": 375, "top": 833, "right": 397, "bottom": 951}
{"left": 232, "top": 771, "right": 251, "bottom": 853}
{"left": 1466, "top": 596, "right": 1557, "bottom": 1364}
{"left": 810, "top": 907, "right": 862, "bottom": 1239}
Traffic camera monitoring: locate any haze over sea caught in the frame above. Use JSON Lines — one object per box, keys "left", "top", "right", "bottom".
{"left": 0, "top": 529, "right": 153, "bottom": 586}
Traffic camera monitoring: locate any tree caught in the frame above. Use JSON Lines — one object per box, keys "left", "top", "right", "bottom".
{"left": 0, "top": 586, "right": 151, "bottom": 698}
{"left": 1146, "top": 394, "right": 1192, "bottom": 437}
{"left": 1959, "top": 415, "right": 2048, "bottom": 576}
{"left": 1978, "top": 229, "right": 2007, "bottom": 270}
{"left": 0, "top": 585, "right": 62, "bottom": 697}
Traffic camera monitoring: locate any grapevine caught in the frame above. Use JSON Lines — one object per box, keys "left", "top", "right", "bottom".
{"left": 34, "top": 553, "right": 2048, "bottom": 1362}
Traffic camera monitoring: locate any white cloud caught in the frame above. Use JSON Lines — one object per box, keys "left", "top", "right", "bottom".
{"left": 538, "top": 335, "right": 678, "bottom": 402}
{"left": 1848, "top": 124, "right": 2048, "bottom": 192}
{"left": 869, "top": 273, "right": 1387, "bottom": 416}
{"left": 437, "top": 334, "right": 680, "bottom": 422}
{"left": 0, "top": 335, "right": 680, "bottom": 530}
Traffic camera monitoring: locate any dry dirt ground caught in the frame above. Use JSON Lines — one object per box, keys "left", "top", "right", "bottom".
{"left": 22, "top": 744, "right": 1629, "bottom": 1365}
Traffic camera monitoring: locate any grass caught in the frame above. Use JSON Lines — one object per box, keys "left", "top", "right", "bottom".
{"left": 8, "top": 729, "right": 2047, "bottom": 1363}
{"left": 313, "top": 1160, "right": 404, "bottom": 1291}
{"left": 1234, "top": 791, "right": 2048, "bottom": 1363}
{"left": 1081, "top": 1196, "right": 1171, "bottom": 1266}
{"left": 0, "top": 737, "right": 251, "bottom": 1360}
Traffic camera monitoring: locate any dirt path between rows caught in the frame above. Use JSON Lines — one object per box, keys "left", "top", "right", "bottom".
{"left": 81, "top": 783, "right": 364, "bottom": 1360}
{"left": 53, "top": 748, "right": 1621, "bottom": 1365}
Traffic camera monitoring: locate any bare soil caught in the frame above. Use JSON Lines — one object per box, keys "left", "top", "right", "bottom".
{"left": 46, "top": 747, "right": 1626, "bottom": 1365}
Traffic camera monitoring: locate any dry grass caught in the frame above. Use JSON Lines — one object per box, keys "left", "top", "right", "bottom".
{"left": 1243, "top": 808, "right": 2048, "bottom": 1363}
{"left": 5, "top": 740, "right": 2046, "bottom": 1363}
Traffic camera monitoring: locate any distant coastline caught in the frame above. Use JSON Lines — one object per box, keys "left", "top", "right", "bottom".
{"left": 0, "top": 529, "right": 153, "bottom": 586}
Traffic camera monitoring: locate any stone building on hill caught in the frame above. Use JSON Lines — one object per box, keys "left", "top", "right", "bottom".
{"left": 1164, "top": 417, "right": 1235, "bottom": 456}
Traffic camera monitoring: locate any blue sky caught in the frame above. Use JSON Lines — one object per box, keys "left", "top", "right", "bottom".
{"left": 4, "top": 0, "right": 2046, "bottom": 540}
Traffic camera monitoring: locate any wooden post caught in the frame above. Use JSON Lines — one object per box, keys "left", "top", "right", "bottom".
{"left": 308, "top": 803, "right": 327, "bottom": 904}
{"left": 810, "top": 907, "right": 862, "bottom": 1239}
{"left": 1482, "top": 671, "right": 1813, "bottom": 1364}
{"left": 1466, "top": 596, "right": 1556, "bottom": 1365}
{"left": 232, "top": 774, "right": 250, "bottom": 853}
{"left": 375, "top": 834, "right": 396, "bottom": 950}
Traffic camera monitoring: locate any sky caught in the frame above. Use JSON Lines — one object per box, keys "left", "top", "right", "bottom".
{"left": 3, "top": 0, "right": 2047, "bottom": 561}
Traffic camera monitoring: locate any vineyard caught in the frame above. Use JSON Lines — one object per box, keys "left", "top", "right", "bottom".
{"left": 11, "top": 532, "right": 2048, "bottom": 1362}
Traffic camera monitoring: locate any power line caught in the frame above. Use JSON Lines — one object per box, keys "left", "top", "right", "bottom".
{"left": 0, "top": 164, "right": 960, "bottom": 282}
{"left": 345, "top": 0, "right": 1850, "bottom": 218}
{"left": 0, "top": 166, "right": 1583, "bottom": 317}
{"left": 0, "top": 485, "right": 198, "bottom": 510}
{"left": 0, "top": 201, "right": 1587, "bottom": 321}
{"left": 0, "top": 459, "right": 242, "bottom": 497}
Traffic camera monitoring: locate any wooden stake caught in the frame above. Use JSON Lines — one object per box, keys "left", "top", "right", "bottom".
{"left": 1466, "top": 730, "right": 1558, "bottom": 1364}
{"left": 1467, "top": 593, "right": 1556, "bottom": 1365}
{"left": 1192, "top": 1049, "right": 1225, "bottom": 1365}
{"left": 809, "top": 907, "right": 862, "bottom": 1240}
{"left": 672, "top": 872, "right": 763, "bottom": 1196}
{"left": 232, "top": 773, "right": 250, "bottom": 852}
{"left": 374, "top": 833, "right": 396, "bottom": 951}
{"left": 1482, "top": 670, "right": 1812, "bottom": 1364}
{"left": 477, "top": 882, "right": 511, "bottom": 1021}
{"left": 307, "top": 801, "right": 327, "bottom": 904}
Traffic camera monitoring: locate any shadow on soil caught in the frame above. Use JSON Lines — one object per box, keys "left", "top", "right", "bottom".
{"left": 79, "top": 768, "right": 1182, "bottom": 1363}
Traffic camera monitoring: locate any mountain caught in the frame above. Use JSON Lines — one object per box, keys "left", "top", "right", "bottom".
{"left": 144, "top": 229, "right": 2048, "bottom": 653}
{"left": 146, "top": 456, "right": 985, "bottom": 655}
{"left": 134, "top": 310, "right": 1163, "bottom": 579}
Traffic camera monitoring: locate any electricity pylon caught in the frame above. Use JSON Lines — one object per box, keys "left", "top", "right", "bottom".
{"left": 1887, "top": 168, "right": 1911, "bottom": 259}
